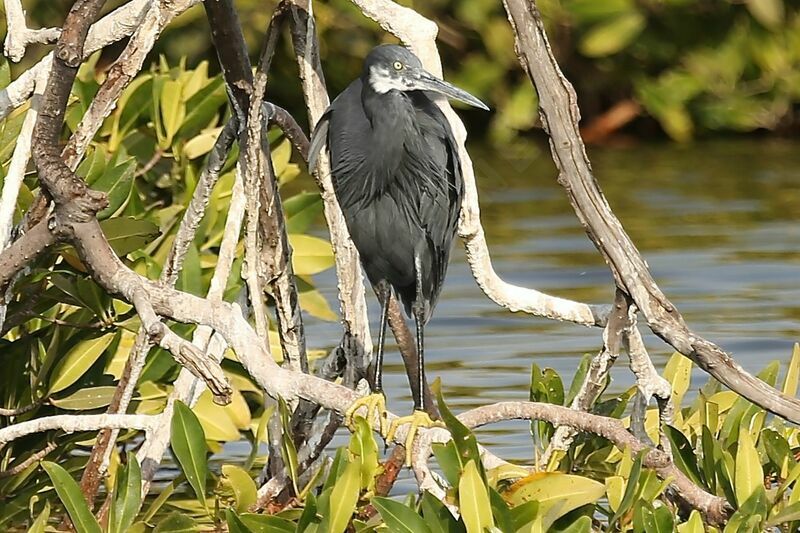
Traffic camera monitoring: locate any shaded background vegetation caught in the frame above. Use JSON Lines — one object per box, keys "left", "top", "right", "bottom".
{"left": 4, "top": 0, "right": 800, "bottom": 144}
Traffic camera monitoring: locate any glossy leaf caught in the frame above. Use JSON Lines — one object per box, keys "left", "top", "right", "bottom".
{"left": 153, "top": 512, "right": 197, "bottom": 532}
{"left": 506, "top": 472, "right": 604, "bottom": 530}
{"left": 372, "top": 496, "right": 432, "bottom": 533}
{"left": 51, "top": 386, "right": 118, "bottom": 410}
{"left": 222, "top": 465, "right": 257, "bottom": 514}
{"left": 170, "top": 400, "right": 208, "bottom": 507}
{"left": 100, "top": 217, "right": 161, "bottom": 256}
{"left": 458, "top": 461, "right": 493, "bottom": 533}
{"left": 327, "top": 459, "right": 361, "bottom": 533}
{"left": 109, "top": 452, "right": 142, "bottom": 533}
{"left": 289, "top": 234, "right": 334, "bottom": 275}
{"left": 41, "top": 461, "right": 102, "bottom": 533}
{"left": 735, "top": 429, "right": 763, "bottom": 507}
{"left": 48, "top": 333, "right": 115, "bottom": 393}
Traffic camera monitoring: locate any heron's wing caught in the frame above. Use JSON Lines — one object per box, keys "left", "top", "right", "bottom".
{"left": 308, "top": 109, "right": 331, "bottom": 171}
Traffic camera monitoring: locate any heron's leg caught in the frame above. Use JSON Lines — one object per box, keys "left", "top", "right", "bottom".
{"left": 372, "top": 280, "right": 392, "bottom": 393}
{"left": 345, "top": 281, "right": 391, "bottom": 436}
{"left": 386, "top": 262, "right": 443, "bottom": 465}
{"left": 412, "top": 303, "right": 426, "bottom": 412}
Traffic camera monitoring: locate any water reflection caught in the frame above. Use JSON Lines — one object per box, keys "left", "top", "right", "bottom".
{"left": 213, "top": 139, "right": 799, "bottom": 492}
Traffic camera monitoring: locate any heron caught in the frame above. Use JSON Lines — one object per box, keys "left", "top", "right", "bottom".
{"left": 309, "top": 44, "right": 488, "bottom": 459}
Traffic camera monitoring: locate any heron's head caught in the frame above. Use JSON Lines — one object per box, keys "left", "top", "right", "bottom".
{"left": 363, "top": 44, "right": 489, "bottom": 110}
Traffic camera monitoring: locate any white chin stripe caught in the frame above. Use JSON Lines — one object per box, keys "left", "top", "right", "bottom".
{"left": 369, "top": 66, "right": 406, "bottom": 94}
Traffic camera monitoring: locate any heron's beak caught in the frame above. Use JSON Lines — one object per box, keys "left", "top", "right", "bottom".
{"left": 412, "top": 69, "right": 489, "bottom": 111}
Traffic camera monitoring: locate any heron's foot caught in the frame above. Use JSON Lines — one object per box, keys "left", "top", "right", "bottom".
{"left": 386, "top": 410, "right": 444, "bottom": 466}
{"left": 345, "top": 392, "right": 389, "bottom": 437}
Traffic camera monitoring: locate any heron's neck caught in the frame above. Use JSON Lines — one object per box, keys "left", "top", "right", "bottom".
{"left": 360, "top": 85, "right": 415, "bottom": 179}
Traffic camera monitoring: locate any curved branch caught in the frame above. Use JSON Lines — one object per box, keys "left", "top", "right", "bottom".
{"left": 0, "top": 414, "right": 158, "bottom": 444}
{"left": 413, "top": 401, "right": 731, "bottom": 525}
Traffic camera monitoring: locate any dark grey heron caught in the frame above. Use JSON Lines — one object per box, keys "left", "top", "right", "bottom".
{"left": 309, "top": 44, "right": 488, "bottom": 453}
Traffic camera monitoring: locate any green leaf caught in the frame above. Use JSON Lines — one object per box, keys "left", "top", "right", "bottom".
{"left": 610, "top": 450, "right": 643, "bottom": 526}
{"left": 349, "top": 416, "right": 379, "bottom": 491}
{"left": 664, "top": 426, "right": 704, "bottom": 487}
{"left": 677, "top": 510, "right": 704, "bottom": 533}
{"left": 371, "top": 496, "right": 432, "bottom": 533}
{"left": 765, "top": 501, "right": 800, "bottom": 527}
{"left": 153, "top": 512, "right": 197, "bottom": 532}
{"left": 0, "top": 56, "right": 10, "bottom": 90}
{"left": 41, "top": 461, "right": 102, "bottom": 533}
{"left": 505, "top": 472, "right": 604, "bottom": 530}
{"left": 92, "top": 158, "right": 135, "bottom": 219}
{"left": 222, "top": 465, "right": 257, "bottom": 514}
{"left": 48, "top": 333, "right": 115, "bottom": 393}
{"left": 489, "top": 488, "right": 514, "bottom": 533}
{"left": 278, "top": 398, "right": 300, "bottom": 495}
{"left": 160, "top": 79, "right": 185, "bottom": 147}
{"left": 109, "top": 452, "right": 142, "bottom": 533}
{"left": 433, "top": 379, "right": 483, "bottom": 477}
{"left": 289, "top": 234, "right": 334, "bottom": 275}
{"left": 663, "top": 352, "right": 692, "bottom": 411}
{"left": 284, "top": 192, "right": 323, "bottom": 234}
{"left": 28, "top": 502, "right": 50, "bottom": 533}
{"left": 51, "top": 386, "right": 119, "bottom": 410}
{"left": 509, "top": 500, "right": 539, "bottom": 531}
{"left": 225, "top": 509, "right": 252, "bottom": 533}
{"left": 458, "top": 461, "right": 494, "bottom": 533}
{"left": 238, "top": 513, "right": 296, "bottom": 532}
{"left": 735, "top": 429, "right": 763, "bottom": 507}
{"left": 746, "top": 0, "right": 784, "bottom": 28}
{"left": 100, "top": 218, "right": 161, "bottom": 256}
{"left": 420, "top": 492, "right": 460, "bottom": 533}
{"left": 176, "top": 76, "right": 226, "bottom": 140}
{"left": 579, "top": 12, "right": 645, "bottom": 57}
{"left": 327, "top": 459, "right": 361, "bottom": 533}
{"left": 783, "top": 343, "right": 800, "bottom": 397}
{"left": 566, "top": 353, "right": 592, "bottom": 405}
{"left": 170, "top": 400, "right": 208, "bottom": 508}
{"left": 297, "top": 491, "right": 319, "bottom": 532}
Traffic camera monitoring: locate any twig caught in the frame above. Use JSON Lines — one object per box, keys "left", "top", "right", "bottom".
{"left": 0, "top": 400, "right": 43, "bottom": 417}
{"left": 1, "top": 0, "right": 193, "bottom": 120}
{"left": 0, "top": 441, "right": 57, "bottom": 478}
{"left": 542, "top": 290, "right": 629, "bottom": 464}
{"left": 0, "top": 414, "right": 158, "bottom": 444}
{"left": 2, "top": 0, "right": 60, "bottom": 63}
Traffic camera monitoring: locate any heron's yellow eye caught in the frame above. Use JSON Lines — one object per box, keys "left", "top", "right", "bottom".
{"left": 393, "top": 61, "right": 403, "bottom": 70}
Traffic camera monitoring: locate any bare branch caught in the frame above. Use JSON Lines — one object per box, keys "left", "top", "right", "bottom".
{"left": 3, "top": 0, "right": 60, "bottom": 62}
{"left": 0, "top": 413, "right": 158, "bottom": 444}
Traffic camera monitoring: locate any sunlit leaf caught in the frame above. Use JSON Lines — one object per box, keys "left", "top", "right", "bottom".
{"left": 459, "top": 461, "right": 493, "bottom": 533}
{"left": 170, "top": 400, "right": 208, "bottom": 507}
{"left": 48, "top": 332, "right": 115, "bottom": 394}
{"left": 505, "top": 472, "right": 604, "bottom": 530}
{"left": 108, "top": 452, "right": 142, "bottom": 533}
{"left": 41, "top": 462, "right": 102, "bottom": 533}
{"left": 735, "top": 429, "right": 763, "bottom": 507}
{"left": 51, "top": 386, "right": 119, "bottom": 410}
{"left": 327, "top": 459, "right": 361, "bottom": 533}
{"left": 289, "top": 234, "right": 334, "bottom": 275}
{"left": 222, "top": 465, "right": 257, "bottom": 514}
{"left": 153, "top": 512, "right": 197, "bottom": 532}
{"left": 746, "top": 0, "right": 784, "bottom": 28}
{"left": 579, "top": 12, "right": 645, "bottom": 57}
{"left": 372, "top": 496, "right": 431, "bottom": 533}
